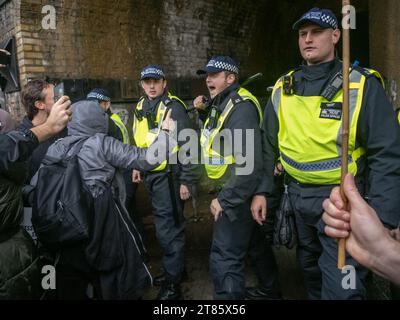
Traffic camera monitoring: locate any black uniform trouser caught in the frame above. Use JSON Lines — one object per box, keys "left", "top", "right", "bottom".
{"left": 247, "top": 223, "right": 280, "bottom": 295}
{"left": 288, "top": 182, "right": 368, "bottom": 300}
{"left": 145, "top": 172, "right": 185, "bottom": 284}
{"left": 210, "top": 200, "right": 255, "bottom": 300}
{"left": 247, "top": 186, "right": 282, "bottom": 295}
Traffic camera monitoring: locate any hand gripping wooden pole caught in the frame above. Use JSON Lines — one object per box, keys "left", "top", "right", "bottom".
{"left": 338, "top": 0, "right": 351, "bottom": 269}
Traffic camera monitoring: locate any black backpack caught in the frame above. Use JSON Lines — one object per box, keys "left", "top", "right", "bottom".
{"left": 32, "top": 140, "right": 91, "bottom": 247}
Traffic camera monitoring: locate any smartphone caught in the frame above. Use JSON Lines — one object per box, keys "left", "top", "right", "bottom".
{"left": 53, "top": 82, "right": 64, "bottom": 102}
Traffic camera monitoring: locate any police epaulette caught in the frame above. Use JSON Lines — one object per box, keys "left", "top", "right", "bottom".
{"left": 169, "top": 96, "right": 188, "bottom": 111}
{"left": 231, "top": 92, "right": 244, "bottom": 105}
{"left": 163, "top": 97, "right": 173, "bottom": 105}
{"left": 352, "top": 65, "right": 369, "bottom": 77}
{"left": 354, "top": 66, "right": 379, "bottom": 79}
{"left": 353, "top": 66, "right": 385, "bottom": 87}
{"left": 280, "top": 66, "right": 301, "bottom": 78}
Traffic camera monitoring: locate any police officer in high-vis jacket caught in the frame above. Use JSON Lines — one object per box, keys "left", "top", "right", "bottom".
{"left": 252, "top": 8, "right": 400, "bottom": 299}
{"left": 194, "top": 56, "right": 265, "bottom": 299}
{"left": 86, "top": 88, "right": 130, "bottom": 145}
{"left": 131, "top": 65, "right": 200, "bottom": 300}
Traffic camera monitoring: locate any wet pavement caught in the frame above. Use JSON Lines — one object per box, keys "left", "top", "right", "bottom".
{"left": 136, "top": 184, "right": 308, "bottom": 300}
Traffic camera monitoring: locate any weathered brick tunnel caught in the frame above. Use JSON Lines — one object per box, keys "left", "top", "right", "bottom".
{"left": 1, "top": 0, "right": 399, "bottom": 122}
{"left": 1, "top": 0, "right": 399, "bottom": 299}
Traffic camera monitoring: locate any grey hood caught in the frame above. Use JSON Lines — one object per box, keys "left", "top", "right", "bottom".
{"left": 44, "top": 100, "right": 108, "bottom": 164}
{"left": 68, "top": 100, "right": 108, "bottom": 137}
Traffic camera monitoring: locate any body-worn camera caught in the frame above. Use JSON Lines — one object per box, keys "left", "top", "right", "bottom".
{"left": 206, "top": 105, "right": 219, "bottom": 130}
{"left": 283, "top": 75, "right": 294, "bottom": 95}
{"left": 146, "top": 111, "right": 157, "bottom": 130}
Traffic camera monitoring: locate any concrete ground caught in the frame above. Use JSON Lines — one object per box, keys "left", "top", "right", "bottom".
{"left": 135, "top": 183, "right": 396, "bottom": 300}
{"left": 136, "top": 183, "right": 307, "bottom": 300}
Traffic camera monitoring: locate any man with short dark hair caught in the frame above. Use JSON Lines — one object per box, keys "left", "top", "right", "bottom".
{"left": 21, "top": 79, "right": 53, "bottom": 122}
{"left": 18, "top": 79, "right": 67, "bottom": 180}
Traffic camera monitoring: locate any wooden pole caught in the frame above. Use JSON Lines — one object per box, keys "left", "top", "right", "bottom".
{"left": 338, "top": 0, "right": 351, "bottom": 269}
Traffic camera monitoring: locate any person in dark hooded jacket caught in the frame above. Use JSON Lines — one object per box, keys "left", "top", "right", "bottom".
{"left": 0, "top": 110, "right": 41, "bottom": 300}
{"left": 39, "top": 99, "right": 176, "bottom": 299}
{"left": 0, "top": 97, "right": 71, "bottom": 300}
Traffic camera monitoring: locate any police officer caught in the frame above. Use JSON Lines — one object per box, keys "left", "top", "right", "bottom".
{"left": 131, "top": 65, "right": 200, "bottom": 300}
{"left": 252, "top": 8, "right": 400, "bottom": 299}
{"left": 86, "top": 88, "right": 130, "bottom": 144}
{"left": 194, "top": 56, "right": 265, "bottom": 299}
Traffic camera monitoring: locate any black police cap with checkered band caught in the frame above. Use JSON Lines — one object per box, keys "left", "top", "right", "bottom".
{"left": 140, "top": 65, "right": 166, "bottom": 80}
{"left": 292, "top": 7, "right": 338, "bottom": 30}
{"left": 197, "top": 56, "right": 239, "bottom": 75}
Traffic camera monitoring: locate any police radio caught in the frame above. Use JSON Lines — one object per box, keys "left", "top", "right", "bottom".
{"left": 321, "top": 60, "right": 360, "bottom": 101}
{"left": 321, "top": 72, "right": 343, "bottom": 101}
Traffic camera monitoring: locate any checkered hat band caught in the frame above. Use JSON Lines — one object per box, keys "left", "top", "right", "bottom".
{"left": 303, "top": 12, "right": 338, "bottom": 29}
{"left": 207, "top": 60, "right": 239, "bottom": 74}
{"left": 321, "top": 14, "right": 338, "bottom": 28}
{"left": 87, "top": 92, "right": 110, "bottom": 101}
{"left": 141, "top": 68, "right": 165, "bottom": 78}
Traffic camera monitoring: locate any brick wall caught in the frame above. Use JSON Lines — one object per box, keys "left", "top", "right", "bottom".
{"left": 16, "top": 0, "right": 265, "bottom": 80}
{"left": 0, "top": 0, "right": 20, "bottom": 43}
{"left": 0, "top": 0, "right": 25, "bottom": 119}
{"left": 2, "top": 0, "right": 271, "bottom": 120}
{"left": 0, "top": 0, "right": 375, "bottom": 122}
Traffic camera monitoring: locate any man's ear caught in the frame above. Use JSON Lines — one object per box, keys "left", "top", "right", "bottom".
{"left": 163, "top": 79, "right": 167, "bottom": 90}
{"left": 226, "top": 73, "right": 236, "bottom": 85}
{"left": 332, "top": 28, "right": 341, "bottom": 45}
{"left": 34, "top": 100, "right": 45, "bottom": 110}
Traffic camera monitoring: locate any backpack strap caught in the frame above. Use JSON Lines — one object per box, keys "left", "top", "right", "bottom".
{"left": 34, "top": 138, "right": 88, "bottom": 184}
{"left": 62, "top": 138, "right": 88, "bottom": 161}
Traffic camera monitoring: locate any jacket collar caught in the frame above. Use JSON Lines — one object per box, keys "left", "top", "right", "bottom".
{"left": 211, "top": 82, "right": 240, "bottom": 111}
{"left": 300, "top": 57, "right": 341, "bottom": 81}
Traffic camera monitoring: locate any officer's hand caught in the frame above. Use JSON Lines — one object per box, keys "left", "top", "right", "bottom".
{"left": 251, "top": 195, "right": 267, "bottom": 226}
{"left": 210, "top": 198, "right": 223, "bottom": 221}
{"left": 132, "top": 169, "right": 142, "bottom": 183}
{"left": 180, "top": 184, "right": 191, "bottom": 201}
{"left": 322, "top": 173, "right": 392, "bottom": 269}
{"left": 193, "top": 95, "right": 207, "bottom": 110}
{"left": 162, "top": 109, "right": 175, "bottom": 133}
{"left": 274, "top": 162, "right": 284, "bottom": 176}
